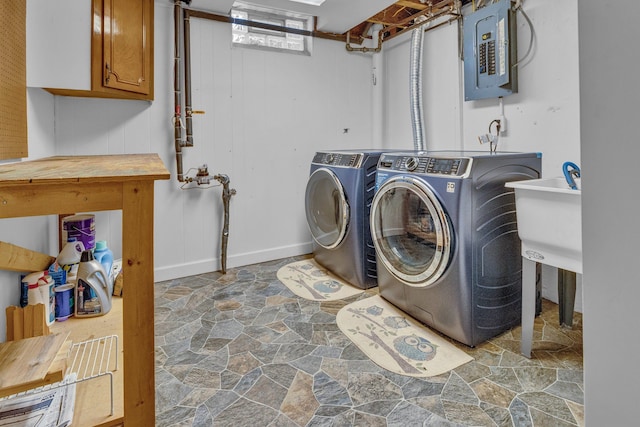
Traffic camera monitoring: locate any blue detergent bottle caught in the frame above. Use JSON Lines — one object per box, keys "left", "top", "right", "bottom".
{"left": 93, "top": 240, "right": 114, "bottom": 296}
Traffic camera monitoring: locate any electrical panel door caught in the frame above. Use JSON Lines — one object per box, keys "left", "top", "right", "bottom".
{"left": 463, "top": 0, "right": 517, "bottom": 101}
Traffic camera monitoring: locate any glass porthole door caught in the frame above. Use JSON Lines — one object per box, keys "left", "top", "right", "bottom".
{"left": 370, "top": 175, "right": 453, "bottom": 286}
{"left": 305, "top": 168, "right": 349, "bottom": 249}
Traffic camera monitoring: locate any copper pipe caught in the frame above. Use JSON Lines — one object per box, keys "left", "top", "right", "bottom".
{"left": 345, "top": 29, "right": 383, "bottom": 53}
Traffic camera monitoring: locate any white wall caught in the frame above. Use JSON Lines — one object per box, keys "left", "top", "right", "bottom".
{"left": 382, "top": 0, "right": 582, "bottom": 310}
{"left": 579, "top": 0, "right": 640, "bottom": 424}
{"left": 50, "top": 1, "right": 375, "bottom": 281}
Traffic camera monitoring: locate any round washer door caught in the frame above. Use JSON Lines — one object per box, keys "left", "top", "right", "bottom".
{"left": 305, "top": 167, "right": 349, "bottom": 249}
{"left": 370, "top": 175, "right": 453, "bottom": 286}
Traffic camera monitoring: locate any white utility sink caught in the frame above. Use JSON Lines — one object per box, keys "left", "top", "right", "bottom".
{"left": 506, "top": 177, "right": 582, "bottom": 274}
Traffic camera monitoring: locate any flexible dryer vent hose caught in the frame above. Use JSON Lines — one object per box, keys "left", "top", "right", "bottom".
{"left": 410, "top": 25, "right": 426, "bottom": 151}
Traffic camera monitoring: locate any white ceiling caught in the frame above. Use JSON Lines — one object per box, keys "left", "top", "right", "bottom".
{"left": 188, "top": 0, "right": 397, "bottom": 33}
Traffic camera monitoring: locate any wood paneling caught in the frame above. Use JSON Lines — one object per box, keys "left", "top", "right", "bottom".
{"left": 0, "top": 1, "right": 28, "bottom": 160}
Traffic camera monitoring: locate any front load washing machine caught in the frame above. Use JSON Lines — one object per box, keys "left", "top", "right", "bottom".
{"left": 370, "top": 151, "right": 541, "bottom": 346}
{"left": 305, "top": 150, "right": 388, "bottom": 289}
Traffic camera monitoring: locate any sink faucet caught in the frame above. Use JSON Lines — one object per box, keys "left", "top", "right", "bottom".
{"left": 562, "top": 161, "right": 581, "bottom": 190}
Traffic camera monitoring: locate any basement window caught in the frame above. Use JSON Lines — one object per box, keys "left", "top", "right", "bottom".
{"left": 231, "top": 1, "right": 313, "bottom": 55}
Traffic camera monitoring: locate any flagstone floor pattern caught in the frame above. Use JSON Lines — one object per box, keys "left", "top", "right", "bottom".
{"left": 154, "top": 255, "right": 584, "bottom": 426}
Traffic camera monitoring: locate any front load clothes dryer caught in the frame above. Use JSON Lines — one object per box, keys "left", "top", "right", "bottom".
{"left": 370, "top": 151, "right": 542, "bottom": 346}
{"left": 305, "top": 150, "right": 387, "bottom": 289}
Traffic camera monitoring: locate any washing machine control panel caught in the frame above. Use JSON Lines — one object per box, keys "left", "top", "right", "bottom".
{"left": 379, "top": 154, "right": 471, "bottom": 176}
{"left": 313, "top": 152, "right": 363, "bottom": 168}
{"left": 426, "top": 157, "right": 468, "bottom": 175}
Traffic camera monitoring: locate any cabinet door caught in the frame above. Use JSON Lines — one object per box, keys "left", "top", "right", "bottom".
{"left": 99, "top": 0, "right": 153, "bottom": 97}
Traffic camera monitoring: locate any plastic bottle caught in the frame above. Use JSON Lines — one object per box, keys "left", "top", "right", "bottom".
{"left": 38, "top": 275, "right": 55, "bottom": 326}
{"left": 23, "top": 271, "right": 45, "bottom": 307}
{"left": 57, "top": 238, "right": 85, "bottom": 283}
{"left": 93, "top": 240, "right": 114, "bottom": 294}
{"left": 75, "top": 250, "right": 112, "bottom": 317}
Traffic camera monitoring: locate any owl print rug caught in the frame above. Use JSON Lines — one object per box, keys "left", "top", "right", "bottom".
{"left": 277, "top": 259, "right": 364, "bottom": 301}
{"left": 336, "top": 295, "right": 474, "bottom": 377}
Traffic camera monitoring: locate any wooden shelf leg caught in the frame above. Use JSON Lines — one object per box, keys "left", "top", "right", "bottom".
{"left": 122, "top": 181, "right": 155, "bottom": 426}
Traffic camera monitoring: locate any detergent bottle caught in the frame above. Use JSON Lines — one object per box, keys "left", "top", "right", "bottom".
{"left": 75, "top": 250, "right": 112, "bottom": 317}
{"left": 93, "top": 240, "right": 114, "bottom": 295}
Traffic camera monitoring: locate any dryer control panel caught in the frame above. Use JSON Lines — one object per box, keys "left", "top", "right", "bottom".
{"left": 312, "top": 152, "right": 363, "bottom": 168}
{"left": 379, "top": 154, "right": 471, "bottom": 176}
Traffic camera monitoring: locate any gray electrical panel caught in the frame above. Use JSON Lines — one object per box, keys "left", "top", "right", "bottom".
{"left": 463, "top": 0, "right": 517, "bottom": 101}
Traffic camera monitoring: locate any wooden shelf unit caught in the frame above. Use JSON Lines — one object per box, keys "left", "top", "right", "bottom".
{"left": 0, "top": 154, "right": 170, "bottom": 426}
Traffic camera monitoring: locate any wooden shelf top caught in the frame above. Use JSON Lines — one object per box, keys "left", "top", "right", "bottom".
{"left": 0, "top": 154, "right": 170, "bottom": 187}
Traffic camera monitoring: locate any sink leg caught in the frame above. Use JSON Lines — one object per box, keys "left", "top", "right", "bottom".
{"left": 558, "top": 269, "right": 577, "bottom": 328}
{"left": 521, "top": 257, "right": 537, "bottom": 358}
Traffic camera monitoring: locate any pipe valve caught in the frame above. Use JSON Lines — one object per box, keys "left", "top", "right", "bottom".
{"left": 193, "top": 164, "right": 211, "bottom": 185}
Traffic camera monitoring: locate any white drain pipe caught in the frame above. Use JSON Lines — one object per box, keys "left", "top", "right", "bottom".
{"left": 371, "top": 24, "right": 384, "bottom": 148}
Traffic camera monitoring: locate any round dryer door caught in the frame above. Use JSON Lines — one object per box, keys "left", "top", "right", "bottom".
{"left": 305, "top": 167, "right": 349, "bottom": 249}
{"left": 371, "top": 175, "right": 453, "bottom": 286}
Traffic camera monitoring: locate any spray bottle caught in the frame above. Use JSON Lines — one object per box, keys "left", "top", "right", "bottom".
{"left": 38, "top": 275, "right": 55, "bottom": 326}
{"left": 57, "top": 238, "right": 85, "bottom": 283}
{"left": 21, "top": 271, "right": 54, "bottom": 326}
{"left": 75, "top": 250, "right": 112, "bottom": 317}
{"left": 23, "top": 271, "right": 45, "bottom": 307}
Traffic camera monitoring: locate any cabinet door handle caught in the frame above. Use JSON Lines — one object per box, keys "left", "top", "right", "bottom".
{"left": 105, "top": 62, "right": 111, "bottom": 84}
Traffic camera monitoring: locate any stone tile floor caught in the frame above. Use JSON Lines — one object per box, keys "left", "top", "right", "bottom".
{"left": 154, "top": 255, "right": 584, "bottom": 427}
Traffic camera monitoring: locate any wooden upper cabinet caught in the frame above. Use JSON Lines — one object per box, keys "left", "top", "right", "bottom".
{"left": 27, "top": 0, "right": 154, "bottom": 101}
{"left": 94, "top": 0, "right": 154, "bottom": 99}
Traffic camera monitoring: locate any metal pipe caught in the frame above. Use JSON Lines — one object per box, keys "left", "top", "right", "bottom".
{"left": 558, "top": 269, "right": 577, "bottom": 328}
{"left": 186, "top": 9, "right": 348, "bottom": 43}
{"left": 183, "top": 9, "right": 194, "bottom": 148}
{"left": 345, "top": 30, "right": 382, "bottom": 53}
{"left": 173, "top": 1, "right": 185, "bottom": 182}
{"left": 174, "top": 1, "right": 236, "bottom": 275}
{"left": 214, "top": 174, "right": 236, "bottom": 274}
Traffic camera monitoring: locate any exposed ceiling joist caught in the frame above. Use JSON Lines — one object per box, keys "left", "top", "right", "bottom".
{"left": 187, "top": 0, "right": 468, "bottom": 45}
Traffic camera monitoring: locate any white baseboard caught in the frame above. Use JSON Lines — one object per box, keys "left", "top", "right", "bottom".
{"left": 154, "top": 242, "right": 313, "bottom": 282}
